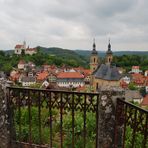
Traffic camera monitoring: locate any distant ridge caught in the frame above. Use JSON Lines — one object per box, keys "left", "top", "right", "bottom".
{"left": 3, "top": 47, "right": 148, "bottom": 58}
{"left": 74, "top": 50, "right": 148, "bottom": 58}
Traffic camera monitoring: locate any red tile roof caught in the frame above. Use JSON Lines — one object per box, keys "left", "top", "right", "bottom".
{"left": 120, "top": 80, "right": 128, "bottom": 88}
{"left": 37, "top": 71, "right": 48, "bottom": 81}
{"left": 15, "top": 44, "right": 23, "bottom": 48}
{"left": 132, "top": 73, "right": 146, "bottom": 85}
{"left": 81, "top": 69, "right": 91, "bottom": 76}
{"left": 132, "top": 66, "right": 140, "bottom": 69}
{"left": 141, "top": 95, "right": 148, "bottom": 106}
{"left": 57, "top": 72, "right": 84, "bottom": 79}
{"left": 10, "top": 73, "right": 20, "bottom": 81}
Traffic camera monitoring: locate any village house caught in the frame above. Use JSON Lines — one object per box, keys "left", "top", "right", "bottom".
{"left": 21, "top": 76, "right": 36, "bottom": 87}
{"left": 36, "top": 71, "right": 49, "bottom": 82}
{"left": 141, "top": 95, "right": 148, "bottom": 108}
{"left": 57, "top": 72, "right": 84, "bottom": 88}
{"left": 120, "top": 74, "right": 131, "bottom": 89}
{"left": 131, "top": 73, "right": 145, "bottom": 87}
{"left": 48, "top": 71, "right": 57, "bottom": 83}
{"left": 145, "top": 70, "right": 148, "bottom": 77}
{"left": 130, "top": 66, "right": 142, "bottom": 74}
{"left": 18, "top": 60, "right": 26, "bottom": 70}
{"left": 125, "top": 90, "right": 143, "bottom": 103}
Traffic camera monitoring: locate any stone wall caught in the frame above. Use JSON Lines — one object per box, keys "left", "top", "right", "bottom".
{"left": 0, "top": 82, "right": 9, "bottom": 148}
{"left": 98, "top": 91, "right": 124, "bottom": 148}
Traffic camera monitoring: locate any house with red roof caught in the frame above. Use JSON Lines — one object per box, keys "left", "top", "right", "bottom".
{"left": 131, "top": 66, "right": 142, "bottom": 74}
{"left": 10, "top": 72, "right": 20, "bottom": 82}
{"left": 18, "top": 60, "right": 26, "bottom": 70}
{"left": 131, "top": 73, "right": 145, "bottom": 87}
{"left": 36, "top": 71, "right": 49, "bottom": 82}
{"left": 141, "top": 95, "right": 148, "bottom": 108}
{"left": 120, "top": 80, "right": 128, "bottom": 89}
{"left": 57, "top": 72, "right": 84, "bottom": 88}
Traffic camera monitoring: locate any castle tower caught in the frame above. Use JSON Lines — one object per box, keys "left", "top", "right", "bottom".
{"left": 106, "top": 39, "right": 113, "bottom": 64}
{"left": 90, "top": 39, "right": 99, "bottom": 73}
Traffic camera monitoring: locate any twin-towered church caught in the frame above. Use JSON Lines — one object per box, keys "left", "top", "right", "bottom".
{"left": 90, "top": 40, "right": 121, "bottom": 91}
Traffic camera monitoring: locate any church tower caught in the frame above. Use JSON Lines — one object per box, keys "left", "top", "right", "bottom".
{"left": 90, "top": 39, "right": 99, "bottom": 73}
{"left": 106, "top": 39, "right": 113, "bottom": 64}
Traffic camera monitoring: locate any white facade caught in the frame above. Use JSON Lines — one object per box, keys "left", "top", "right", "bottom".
{"left": 131, "top": 66, "right": 142, "bottom": 74}
{"left": 146, "top": 86, "right": 148, "bottom": 93}
{"left": 122, "top": 76, "right": 131, "bottom": 84}
{"left": 57, "top": 81, "right": 84, "bottom": 88}
{"left": 41, "top": 80, "right": 49, "bottom": 88}
{"left": 22, "top": 81, "right": 36, "bottom": 87}
{"left": 15, "top": 48, "right": 23, "bottom": 55}
{"left": 145, "top": 71, "right": 148, "bottom": 77}
{"left": 18, "top": 63, "right": 25, "bottom": 70}
{"left": 25, "top": 49, "right": 37, "bottom": 55}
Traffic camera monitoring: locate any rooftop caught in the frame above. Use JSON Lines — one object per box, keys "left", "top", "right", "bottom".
{"left": 93, "top": 64, "right": 121, "bottom": 81}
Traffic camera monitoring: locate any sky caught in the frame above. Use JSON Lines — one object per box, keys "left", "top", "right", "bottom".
{"left": 0, "top": 0, "right": 148, "bottom": 51}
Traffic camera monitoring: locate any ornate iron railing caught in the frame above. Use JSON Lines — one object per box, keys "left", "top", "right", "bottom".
{"left": 114, "top": 98, "right": 148, "bottom": 148}
{"left": 7, "top": 87, "right": 148, "bottom": 148}
{"left": 7, "top": 87, "right": 100, "bottom": 148}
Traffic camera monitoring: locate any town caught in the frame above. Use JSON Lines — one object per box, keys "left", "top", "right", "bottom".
{"left": 0, "top": 40, "right": 147, "bottom": 109}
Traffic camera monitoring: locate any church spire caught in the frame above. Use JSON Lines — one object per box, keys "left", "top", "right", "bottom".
{"left": 91, "top": 38, "right": 97, "bottom": 55}
{"left": 106, "top": 39, "right": 113, "bottom": 64}
{"left": 93, "top": 38, "right": 96, "bottom": 51}
{"left": 108, "top": 39, "right": 111, "bottom": 51}
{"left": 107, "top": 39, "right": 112, "bottom": 54}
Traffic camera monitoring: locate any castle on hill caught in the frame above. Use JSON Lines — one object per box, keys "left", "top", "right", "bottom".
{"left": 14, "top": 41, "right": 37, "bottom": 55}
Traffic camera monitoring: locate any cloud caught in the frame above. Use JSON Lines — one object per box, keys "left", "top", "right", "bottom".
{"left": 0, "top": 0, "right": 148, "bottom": 51}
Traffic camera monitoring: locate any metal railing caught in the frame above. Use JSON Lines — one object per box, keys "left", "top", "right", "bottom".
{"left": 7, "top": 87, "right": 100, "bottom": 148}
{"left": 7, "top": 87, "right": 148, "bottom": 148}
{"left": 114, "top": 98, "right": 148, "bottom": 148}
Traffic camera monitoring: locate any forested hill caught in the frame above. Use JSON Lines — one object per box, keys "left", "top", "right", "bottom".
{"left": 37, "top": 46, "right": 88, "bottom": 66}
{"left": 75, "top": 50, "right": 148, "bottom": 58}
{"left": 37, "top": 46, "right": 86, "bottom": 59}
{"left": 4, "top": 47, "right": 148, "bottom": 58}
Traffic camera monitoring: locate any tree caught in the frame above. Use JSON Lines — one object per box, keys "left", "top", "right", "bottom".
{"left": 128, "top": 82, "right": 137, "bottom": 90}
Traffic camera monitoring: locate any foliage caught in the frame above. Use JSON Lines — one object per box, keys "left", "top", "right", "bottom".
{"left": 125, "top": 126, "right": 148, "bottom": 148}
{"left": 140, "top": 87, "right": 146, "bottom": 97}
{"left": 14, "top": 105, "right": 96, "bottom": 147}
{"left": 0, "top": 48, "right": 88, "bottom": 75}
{"left": 113, "top": 55, "right": 148, "bottom": 72}
{"left": 128, "top": 82, "right": 138, "bottom": 90}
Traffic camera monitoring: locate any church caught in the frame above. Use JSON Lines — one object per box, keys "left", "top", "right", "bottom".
{"left": 90, "top": 40, "right": 122, "bottom": 91}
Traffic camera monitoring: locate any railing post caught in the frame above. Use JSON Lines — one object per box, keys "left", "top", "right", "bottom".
{"left": 0, "top": 82, "right": 10, "bottom": 148}
{"left": 97, "top": 91, "right": 124, "bottom": 148}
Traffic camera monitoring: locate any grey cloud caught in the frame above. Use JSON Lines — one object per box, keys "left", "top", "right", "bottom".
{"left": 0, "top": 0, "right": 148, "bottom": 51}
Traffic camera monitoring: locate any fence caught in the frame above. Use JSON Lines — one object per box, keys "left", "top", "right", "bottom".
{"left": 5, "top": 87, "right": 148, "bottom": 148}
{"left": 114, "top": 98, "right": 148, "bottom": 148}
{"left": 7, "top": 87, "right": 100, "bottom": 148}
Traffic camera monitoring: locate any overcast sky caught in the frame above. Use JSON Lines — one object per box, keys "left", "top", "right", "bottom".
{"left": 0, "top": 0, "right": 148, "bottom": 51}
